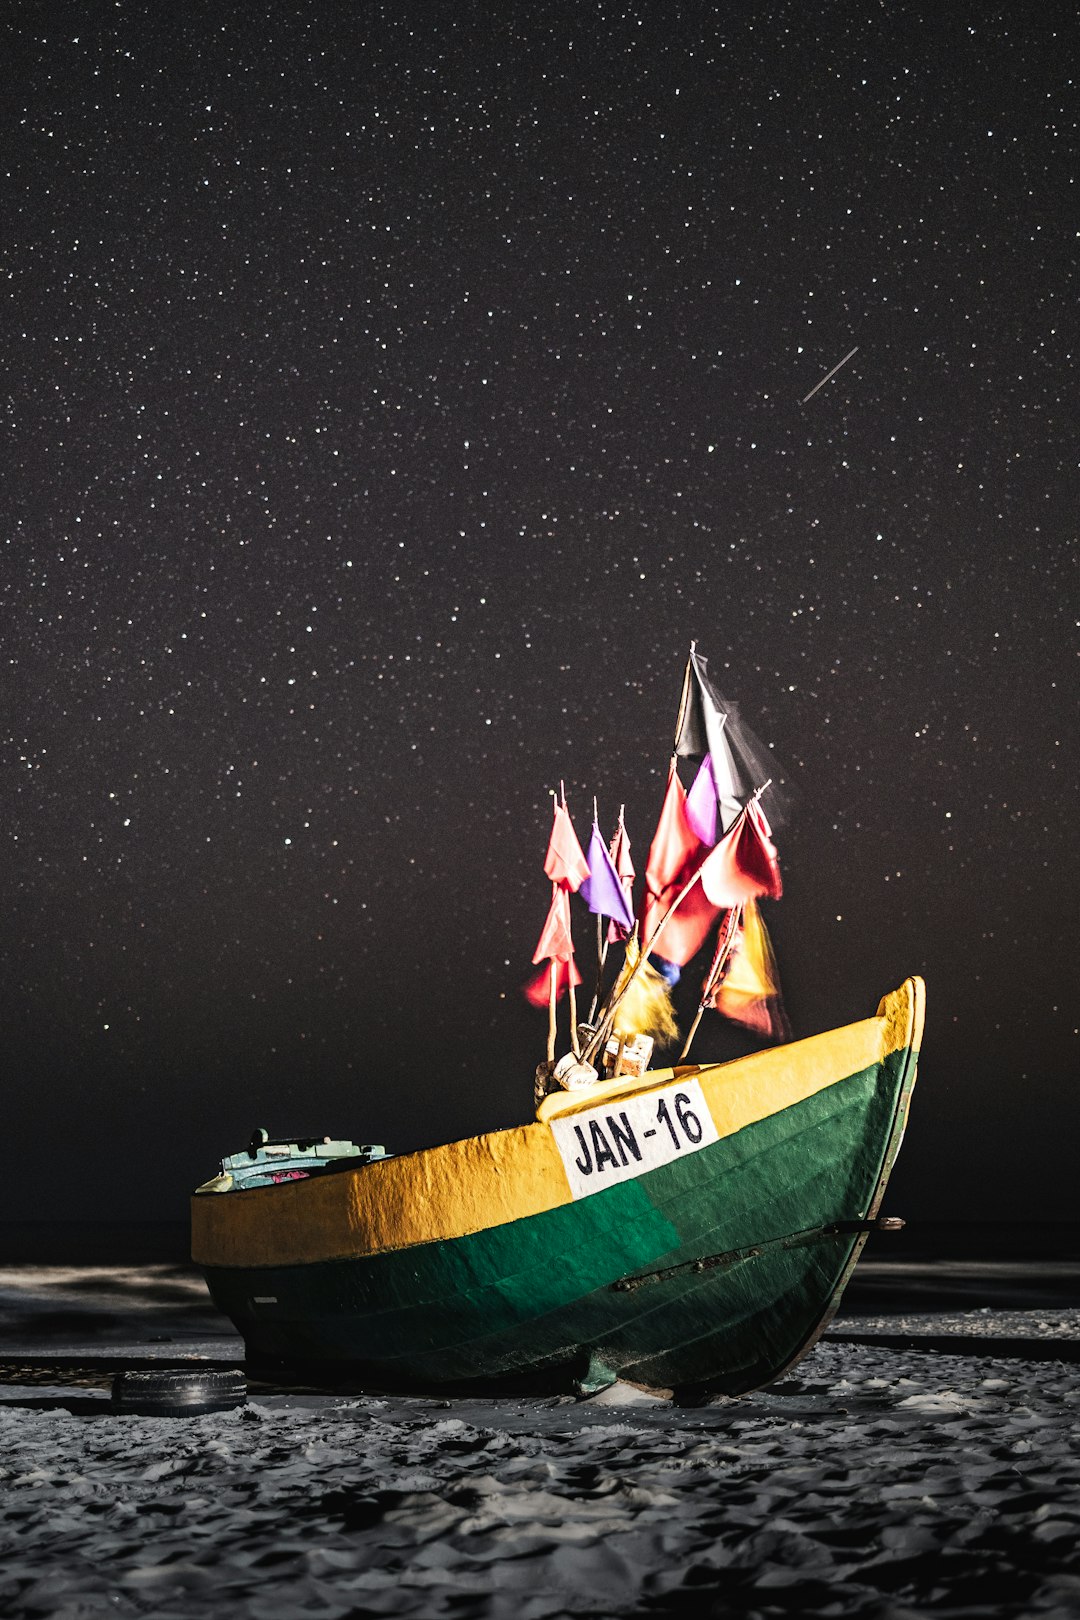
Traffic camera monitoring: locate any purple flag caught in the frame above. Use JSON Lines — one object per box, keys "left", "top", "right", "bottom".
{"left": 685, "top": 754, "right": 720, "bottom": 846}
{"left": 579, "top": 822, "right": 636, "bottom": 931}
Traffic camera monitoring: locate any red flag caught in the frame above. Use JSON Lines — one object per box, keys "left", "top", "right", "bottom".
{"left": 745, "top": 799, "right": 782, "bottom": 898}
{"left": 523, "top": 955, "right": 583, "bottom": 1008}
{"left": 609, "top": 815, "right": 635, "bottom": 883}
{"left": 698, "top": 800, "right": 782, "bottom": 907}
{"left": 606, "top": 813, "right": 636, "bottom": 943}
{"left": 543, "top": 801, "right": 590, "bottom": 891}
{"left": 637, "top": 760, "right": 721, "bottom": 967}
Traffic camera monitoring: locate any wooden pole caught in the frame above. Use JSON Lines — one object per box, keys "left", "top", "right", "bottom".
{"left": 678, "top": 904, "right": 742, "bottom": 1062}
{"left": 587, "top": 796, "right": 605, "bottom": 1024}
{"left": 546, "top": 958, "right": 557, "bottom": 1063}
{"left": 568, "top": 979, "right": 580, "bottom": 1056}
{"left": 588, "top": 910, "right": 605, "bottom": 1024}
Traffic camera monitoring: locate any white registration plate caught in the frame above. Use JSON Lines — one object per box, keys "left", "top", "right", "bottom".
{"left": 549, "top": 1077, "right": 719, "bottom": 1200}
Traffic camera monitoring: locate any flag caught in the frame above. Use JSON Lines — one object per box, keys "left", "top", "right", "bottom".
{"left": 709, "top": 727, "right": 745, "bottom": 833}
{"left": 649, "top": 954, "right": 682, "bottom": 988}
{"left": 706, "top": 900, "right": 789, "bottom": 1039}
{"left": 675, "top": 648, "right": 792, "bottom": 830}
{"left": 523, "top": 955, "right": 583, "bottom": 1008}
{"left": 531, "top": 886, "right": 576, "bottom": 964}
{"left": 580, "top": 821, "right": 636, "bottom": 932}
{"left": 610, "top": 938, "right": 678, "bottom": 1046}
{"left": 606, "top": 813, "right": 636, "bottom": 942}
{"left": 745, "top": 798, "right": 782, "bottom": 897}
{"left": 684, "top": 754, "right": 719, "bottom": 846}
{"left": 674, "top": 649, "right": 743, "bottom": 771}
{"left": 523, "top": 886, "right": 583, "bottom": 1007}
{"left": 638, "top": 761, "right": 721, "bottom": 967}
{"left": 643, "top": 761, "right": 701, "bottom": 895}
{"left": 641, "top": 876, "right": 720, "bottom": 967}
{"left": 543, "top": 800, "right": 590, "bottom": 891}
{"left": 697, "top": 799, "right": 783, "bottom": 907}
{"left": 610, "top": 813, "right": 635, "bottom": 884}
{"left": 674, "top": 650, "right": 746, "bottom": 831}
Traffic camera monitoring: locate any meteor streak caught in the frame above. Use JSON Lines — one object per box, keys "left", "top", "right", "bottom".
{"left": 801, "top": 345, "right": 859, "bottom": 404}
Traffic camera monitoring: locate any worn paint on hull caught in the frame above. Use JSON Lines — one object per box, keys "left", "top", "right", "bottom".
{"left": 195, "top": 978, "right": 923, "bottom": 1393}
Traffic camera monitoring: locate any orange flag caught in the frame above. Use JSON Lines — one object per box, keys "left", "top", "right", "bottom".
{"left": 707, "top": 899, "right": 788, "bottom": 1039}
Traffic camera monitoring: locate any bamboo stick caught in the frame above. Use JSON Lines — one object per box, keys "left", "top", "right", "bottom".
{"left": 546, "top": 959, "right": 557, "bottom": 1063}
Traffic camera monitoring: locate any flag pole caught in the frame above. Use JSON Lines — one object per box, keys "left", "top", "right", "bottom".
{"left": 588, "top": 910, "right": 604, "bottom": 1025}
{"left": 678, "top": 904, "right": 742, "bottom": 1062}
{"left": 587, "top": 796, "right": 606, "bottom": 1024}
{"left": 672, "top": 642, "right": 695, "bottom": 756}
{"left": 568, "top": 979, "right": 580, "bottom": 1056}
{"left": 546, "top": 951, "right": 558, "bottom": 1063}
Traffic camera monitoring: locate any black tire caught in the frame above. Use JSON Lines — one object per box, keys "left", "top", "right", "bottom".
{"left": 111, "top": 1367, "right": 247, "bottom": 1417}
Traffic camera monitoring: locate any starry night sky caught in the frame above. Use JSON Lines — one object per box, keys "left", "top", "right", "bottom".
{"left": 4, "top": 2, "right": 1076, "bottom": 1226}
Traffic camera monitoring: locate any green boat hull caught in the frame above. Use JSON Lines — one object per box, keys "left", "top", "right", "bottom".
{"left": 198, "top": 982, "right": 921, "bottom": 1395}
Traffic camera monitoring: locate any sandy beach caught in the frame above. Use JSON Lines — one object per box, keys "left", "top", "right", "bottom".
{"left": 1, "top": 1261, "right": 1078, "bottom": 1618}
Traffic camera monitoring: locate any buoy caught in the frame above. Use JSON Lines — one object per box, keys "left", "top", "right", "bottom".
{"left": 110, "top": 1367, "right": 247, "bottom": 1417}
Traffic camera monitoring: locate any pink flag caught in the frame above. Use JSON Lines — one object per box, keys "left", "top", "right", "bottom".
{"left": 642, "top": 762, "right": 701, "bottom": 897}
{"left": 543, "top": 800, "right": 590, "bottom": 891}
{"left": 531, "top": 886, "right": 576, "bottom": 964}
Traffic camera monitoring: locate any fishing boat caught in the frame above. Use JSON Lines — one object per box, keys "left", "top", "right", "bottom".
{"left": 192, "top": 650, "right": 924, "bottom": 1396}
